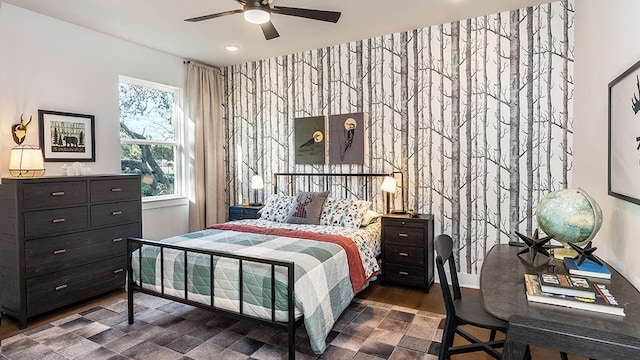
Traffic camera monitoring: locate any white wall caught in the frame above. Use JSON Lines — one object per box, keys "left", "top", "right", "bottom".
{"left": 574, "top": 0, "right": 640, "bottom": 290}
{"left": 0, "top": 3, "right": 189, "bottom": 239}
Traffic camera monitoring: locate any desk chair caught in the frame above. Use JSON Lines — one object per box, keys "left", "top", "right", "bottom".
{"left": 435, "top": 234, "right": 507, "bottom": 359}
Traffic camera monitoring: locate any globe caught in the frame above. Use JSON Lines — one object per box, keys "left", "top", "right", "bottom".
{"left": 536, "top": 188, "right": 603, "bottom": 245}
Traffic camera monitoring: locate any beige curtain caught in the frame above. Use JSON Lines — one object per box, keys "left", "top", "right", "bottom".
{"left": 187, "top": 62, "right": 225, "bottom": 231}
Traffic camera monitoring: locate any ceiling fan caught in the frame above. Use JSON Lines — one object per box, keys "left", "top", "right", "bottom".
{"left": 184, "top": 0, "right": 341, "bottom": 40}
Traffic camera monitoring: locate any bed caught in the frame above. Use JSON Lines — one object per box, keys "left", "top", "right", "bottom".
{"left": 127, "top": 173, "right": 388, "bottom": 359}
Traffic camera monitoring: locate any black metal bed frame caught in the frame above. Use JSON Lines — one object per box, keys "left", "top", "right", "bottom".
{"left": 127, "top": 172, "right": 390, "bottom": 359}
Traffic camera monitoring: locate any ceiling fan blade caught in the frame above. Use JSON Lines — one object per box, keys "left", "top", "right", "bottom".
{"left": 272, "top": 6, "right": 341, "bottom": 23}
{"left": 184, "top": 9, "right": 243, "bottom": 22}
{"left": 260, "top": 21, "right": 280, "bottom": 40}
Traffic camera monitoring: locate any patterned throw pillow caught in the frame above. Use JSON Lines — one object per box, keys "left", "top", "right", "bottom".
{"left": 320, "top": 198, "right": 372, "bottom": 229}
{"left": 285, "top": 191, "right": 330, "bottom": 224}
{"left": 259, "top": 194, "right": 295, "bottom": 222}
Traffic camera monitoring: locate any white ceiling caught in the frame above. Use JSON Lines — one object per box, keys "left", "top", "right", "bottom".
{"left": 4, "top": 0, "right": 551, "bottom": 67}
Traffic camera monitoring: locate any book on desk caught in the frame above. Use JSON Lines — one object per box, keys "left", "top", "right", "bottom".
{"left": 537, "top": 272, "right": 596, "bottom": 299}
{"left": 524, "top": 274, "right": 625, "bottom": 316}
{"left": 563, "top": 257, "right": 612, "bottom": 280}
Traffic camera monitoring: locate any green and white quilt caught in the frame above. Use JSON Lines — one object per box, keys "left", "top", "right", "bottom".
{"left": 131, "top": 222, "right": 380, "bottom": 354}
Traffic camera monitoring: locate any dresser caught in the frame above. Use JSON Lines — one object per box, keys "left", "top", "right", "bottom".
{"left": 228, "top": 205, "right": 263, "bottom": 221}
{"left": 381, "top": 214, "right": 434, "bottom": 293}
{"left": 0, "top": 175, "right": 141, "bottom": 328}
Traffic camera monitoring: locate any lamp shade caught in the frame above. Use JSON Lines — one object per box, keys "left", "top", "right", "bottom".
{"left": 9, "top": 145, "right": 45, "bottom": 177}
{"left": 251, "top": 174, "right": 264, "bottom": 190}
{"left": 244, "top": 9, "right": 270, "bottom": 24}
{"left": 380, "top": 176, "right": 397, "bottom": 193}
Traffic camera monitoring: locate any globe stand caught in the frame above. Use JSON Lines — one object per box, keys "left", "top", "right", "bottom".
{"left": 552, "top": 246, "right": 578, "bottom": 260}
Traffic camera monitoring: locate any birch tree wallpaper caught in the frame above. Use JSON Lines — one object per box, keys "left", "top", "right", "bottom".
{"left": 222, "top": 0, "right": 574, "bottom": 274}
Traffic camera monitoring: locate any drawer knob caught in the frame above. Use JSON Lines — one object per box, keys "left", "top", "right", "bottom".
{"left": 401, "top": 221, "right": 405, "bottom": 225}
{"left": 112, "top": 237, "right": 124, "bottom": 242}
{"left": 398, "top": 233, "right": 409, "bottom": 238}
{"left": 53, "top": 249, "right": 66, "bottom": 255}
{"left": 51, "top": 191, "right": 65, "bottom": 196}
{"left": 111, "top": 210, "right": 123, "bottom": 216}
{"left": 399, "top": 271, "right": 409, "bottom": 276}
{"left": 52, "top": 218, "right": 66, "bottom": 223}
{"left": 55, "top": 284, "right": 68, "bottom": 291}
{"left": 113, "top": 268, "right": 124, "bottom": 274}
{"left": 111, "top": 188, "right": 122, "bottom": 192}
{"left": 398, "top": 252, "right": 409, "bottom": 257}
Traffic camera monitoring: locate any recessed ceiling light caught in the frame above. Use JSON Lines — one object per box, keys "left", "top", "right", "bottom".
{"left": 225, "top": 45, "right": 240, "bottom": 52}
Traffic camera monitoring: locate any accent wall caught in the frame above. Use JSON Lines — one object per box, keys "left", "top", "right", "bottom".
{"left": 223, "top": 1, "right": 575, "bottom": 275}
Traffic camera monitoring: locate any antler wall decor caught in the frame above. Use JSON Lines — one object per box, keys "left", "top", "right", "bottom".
{"left": 11, "top": 114, "right": 32, "bottom": 145}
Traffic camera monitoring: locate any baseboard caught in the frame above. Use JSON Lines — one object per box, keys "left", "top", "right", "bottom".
{"left": 434, "top": 271, "right": 480, "bottom": 289}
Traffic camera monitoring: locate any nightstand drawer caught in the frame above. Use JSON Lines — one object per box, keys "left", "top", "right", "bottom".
{"left": 383, "top": 225, "right": 424, "bottom": 246}
{"left": 229, "top": 206, "right": 262, "bottom": 220}
{"left": 382, "top": 217, "right": 425, "bottom": 228}
{"left": 384, "top": 263, "right": 425, "bottom": 286}
{"left": 385, "top": 244, "right": 424, "bottom": 265}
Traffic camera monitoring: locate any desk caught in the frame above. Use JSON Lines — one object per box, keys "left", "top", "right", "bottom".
{"left": 480, "top": 244, "right": 640, "bottom": 360}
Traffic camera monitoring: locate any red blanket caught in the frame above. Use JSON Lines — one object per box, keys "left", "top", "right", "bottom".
{"left": 207, "top": 223, "right": 368, "bottom": 292}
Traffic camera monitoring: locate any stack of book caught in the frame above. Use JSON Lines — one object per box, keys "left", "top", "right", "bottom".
{"left": 563, "top": 257, "right": 612, "bottom": 280}
{"left": 524, "top": 273, "right": 625, "bottom": 316}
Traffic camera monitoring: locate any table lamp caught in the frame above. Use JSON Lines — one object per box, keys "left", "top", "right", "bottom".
{"left": 9, "top": 144, "right": 45, "bottom": 177}
{"left": 251, "top": 174, "right": 264, "bottom": 206}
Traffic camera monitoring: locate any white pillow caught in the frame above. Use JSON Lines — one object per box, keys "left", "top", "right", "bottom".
{"left": 259, "top": 194, "right": 295, "bottom": 222}
{"left": 360, "top": 209, "right": 382, "bottom": 227}
{"left": 320, "top": 198, "right": 372, "bottom": 229}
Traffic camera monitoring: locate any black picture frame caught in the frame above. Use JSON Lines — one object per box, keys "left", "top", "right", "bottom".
{"left": 38, "top": 109, "right": 96, "bottom": 162}
{"left": 608, "top": 59, "right": 640, "bottom": 205}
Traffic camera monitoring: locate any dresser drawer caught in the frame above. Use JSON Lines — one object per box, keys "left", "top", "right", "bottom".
{"left": 91, "top": 200, "right": 140, "bottom": 227}
{"left": 383, "top": 225, "right": 425, "bottom": 246}
{"left": 26, "top": 256, "right": 126, "bottom": 316}
{"left": 385, "top": 244, "right": 424, "bottom": 266}
{"left": 23, "top": 206, "right": 88, "bottom": 238}
{"left": 90, "top": 178, "right": 140, "bottom": 203}
{"left": 384, "top": 263, "right": 425, "bottom": 286}
{"left": 22, "top": 181, "right": 87, "bottom": 209}
{"left": 25, "top": 223, "right": 139, "bottom": 277}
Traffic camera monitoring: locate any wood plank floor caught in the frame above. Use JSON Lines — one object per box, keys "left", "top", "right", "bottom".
{"left": 1, "top": 281, "right": 585, "bottom": 359}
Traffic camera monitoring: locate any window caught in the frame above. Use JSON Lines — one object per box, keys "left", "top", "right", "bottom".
{"left": 119, "top": 76, "right": 182, "bottom": 198}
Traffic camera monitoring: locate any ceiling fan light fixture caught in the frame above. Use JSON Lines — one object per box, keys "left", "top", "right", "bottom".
{"left": 244, "top": 9, "right": 270, "bottom": 24}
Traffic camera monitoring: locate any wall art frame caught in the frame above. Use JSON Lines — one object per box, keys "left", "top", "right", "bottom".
{"left": 38, "top": 109, "right": 96, "bottom": 162}
{"left": 328, "top": 112, "right": 365, "bottom": 164}
{"left": 608, "top": 59, "right": 640, "bottom": 205}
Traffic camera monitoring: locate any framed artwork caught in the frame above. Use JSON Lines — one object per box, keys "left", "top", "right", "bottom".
{"left": 328, "top": 112, "right": 365, "bottom": 164}
{"left": 294, "top": 116, "right": 326, "bottom": 164}
{"left": 608, "top": 59, "right": 640, "bottom": 205}
{"left": 38, "top": 109, "right": 96, "bottom": 162}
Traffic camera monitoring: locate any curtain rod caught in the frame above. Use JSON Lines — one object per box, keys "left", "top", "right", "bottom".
{"left": 183, "top": 60, "right": 221, "bottom": 71}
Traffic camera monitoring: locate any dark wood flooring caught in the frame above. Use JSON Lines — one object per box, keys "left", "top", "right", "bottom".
{"left": 1, "top": 281, "right": 585, "bottom": 359}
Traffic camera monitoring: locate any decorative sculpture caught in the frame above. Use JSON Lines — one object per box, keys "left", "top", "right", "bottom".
{"left": 11, "top": 114, "right": 32, "bottom": 145}
{"left": 515, "top": 229, "right": 554, "bottom": 263}
{"left": 568, "top": 241, "right": 602, "bottom": 266}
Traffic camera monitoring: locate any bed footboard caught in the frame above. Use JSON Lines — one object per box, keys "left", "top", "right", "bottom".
{"left": 127, "top": 237, "right": 302, "bottom": 360}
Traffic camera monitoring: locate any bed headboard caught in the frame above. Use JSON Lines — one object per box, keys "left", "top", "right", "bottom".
{"left": 272, "top": 172, "right": 390, "bottom": 202}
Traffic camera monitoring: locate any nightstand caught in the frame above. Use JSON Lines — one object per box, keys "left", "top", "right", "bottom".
{"left": 381, "top": 213, "right": 434, "bottom": 293}
{"left": 228, "top": 205, "right": 263, "bottom": 221}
